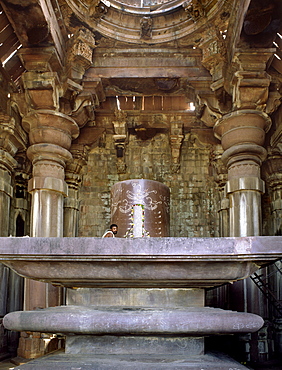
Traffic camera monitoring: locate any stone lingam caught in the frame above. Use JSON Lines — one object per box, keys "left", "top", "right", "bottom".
{"left": 1, "top": 180, "right": 282, "bottom": 369}
{"left": 1, "top": 236, "right": 282, "bottom": 369}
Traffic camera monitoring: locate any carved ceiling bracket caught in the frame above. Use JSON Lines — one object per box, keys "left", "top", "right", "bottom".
{"left": 66, "top": 28, "right": 96, "bottom": 83}
{"left": 17, "top": 47, "right": 63, "bottom": 112}
{"left": 195, "top": 27, "right": 232, "bottom": 127}
{"left": 65, "top": 144, "right": 89, "bottom": 191}
{"left": 199, "top": 27, "right": 226, "bottom": 82}
{"left": 232, "top": 49, "right": 275, "bottom": 111}
{"left": 113, "top": 109, "right": 128, "bottom": 174}
{"left": 170, "top": 121, "right": 184, "bottom": 174}
{"left": 196, "top": 92, "right": 222, "bottom": 128}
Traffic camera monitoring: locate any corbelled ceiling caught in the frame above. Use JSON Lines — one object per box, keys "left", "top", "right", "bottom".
{"left": 0, "top": 0, "right": 281, "bottom": 106}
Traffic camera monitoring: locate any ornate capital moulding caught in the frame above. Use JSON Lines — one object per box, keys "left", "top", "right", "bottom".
{"left": 64, "top": 0, "right": 230, "bottom": 44}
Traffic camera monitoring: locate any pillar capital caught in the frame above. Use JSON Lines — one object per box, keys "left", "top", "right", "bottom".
{"left": 214, "top": 110, "right": 271, "bottom": 169}
{"left": 23, "top": 110, "right": 79, "bottom": 149}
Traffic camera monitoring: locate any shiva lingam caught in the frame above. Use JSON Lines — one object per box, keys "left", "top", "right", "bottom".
{"left": 1, "top": 179, "right": 282, "bottom": 369}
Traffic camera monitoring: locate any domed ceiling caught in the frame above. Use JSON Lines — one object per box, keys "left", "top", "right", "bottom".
{"left": 64, "top": 0, "right": 230, "bottom": 44}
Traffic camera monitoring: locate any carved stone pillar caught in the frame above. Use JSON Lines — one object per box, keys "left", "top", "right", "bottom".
{"left": 214, "top": 49, "right": 273, "bottom": 237}
{"left": 23, "top": 111, "right": 78, "bottom": 237}
{"left": 17, "top": 47, "right": 79, "bottom": 358}
{"left": 214, "top": 110, "right": 270, "bottom": 237}
{"left": 64, "top": 145, "right": 88, "bottom": 237}
{"left": 0, "top": 113, "right": 26, "bottom": 358}
{"left": 213, "top": 51, "right": 273, "bottom": 337}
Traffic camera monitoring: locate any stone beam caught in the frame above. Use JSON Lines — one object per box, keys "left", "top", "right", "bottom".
{"left": 88, "top": 48, "right": 211, "bottom": 79}
{"left": 1, "top": 0, "right": 66, "bottom": 65}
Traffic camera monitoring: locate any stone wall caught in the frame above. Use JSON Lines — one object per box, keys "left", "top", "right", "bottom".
{"left": 78, "top": 131, "right": 220, "bottom": 237}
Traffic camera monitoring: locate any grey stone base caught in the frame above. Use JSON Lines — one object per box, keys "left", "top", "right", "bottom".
{"left": 66, "top": 335, "right": 204, "bottom": 356}
{"left": 13, "top": 350, "right": 249, "bottom": 369}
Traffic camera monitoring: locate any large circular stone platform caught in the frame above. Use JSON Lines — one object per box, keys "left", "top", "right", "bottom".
{"left": 4, "top": 305, "right": 263, "bottom": 335}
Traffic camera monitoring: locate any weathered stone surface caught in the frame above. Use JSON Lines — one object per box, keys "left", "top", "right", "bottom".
{"left": 65, "top": 335, "right": 204, "bottom": 356}
{"left": 66, "top": 288, "right": 204, "bottom": 308}
{"left": 3, "top": 306, "right": 264, "bottom": 335}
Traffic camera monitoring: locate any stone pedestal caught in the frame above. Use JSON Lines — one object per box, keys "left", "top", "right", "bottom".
{"left": 2, "top": 236, "right": 281, "bottom": 369}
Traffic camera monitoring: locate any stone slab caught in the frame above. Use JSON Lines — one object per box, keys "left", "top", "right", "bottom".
{"left": 0, "top": 236, "right": 282, "bottom": 288}
{"left": 12, "top": 351, "right": 249, "bottom": 369}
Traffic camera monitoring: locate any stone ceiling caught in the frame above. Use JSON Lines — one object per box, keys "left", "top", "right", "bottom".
{"left": 0, "top": 0, "right": 281, "bottom": 131}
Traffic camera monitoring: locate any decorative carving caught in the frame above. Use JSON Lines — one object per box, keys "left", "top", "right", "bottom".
{"left": 90, "top": 1, "right": 108, "bottom": 20}
{"left": 140, "top": 17, "right": 152, "bottom": 40}
{"left": 199, "top": 28, "right": 226, "bottom": 79}
{"left": 65, "top": 144, "right": 89, "bottom": 191}
{"left": 170, "top": 122, "right": 184, "bottom": 173}
{"left": 67, "top": 28, "right": 96, "bottom": 82}
{"left": 113, "top": 109, "right": 128, "bottom": 173}
{"left": 116, "top": 157, "right": 127, "bottom": 174}
{"left": 0, "top": 113, "right": 26, "bottom": 156}
{"left": 112, "top": 183, "right": 162, "bottom": 214}
{"left": 209, "top": 145, "right": 227, "bottom": 188}
{"left": 183, "top": 0, "right": 205, "bottom": 22}
{"left": 196, "top": 94, "right": 222, "bottom": 127}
